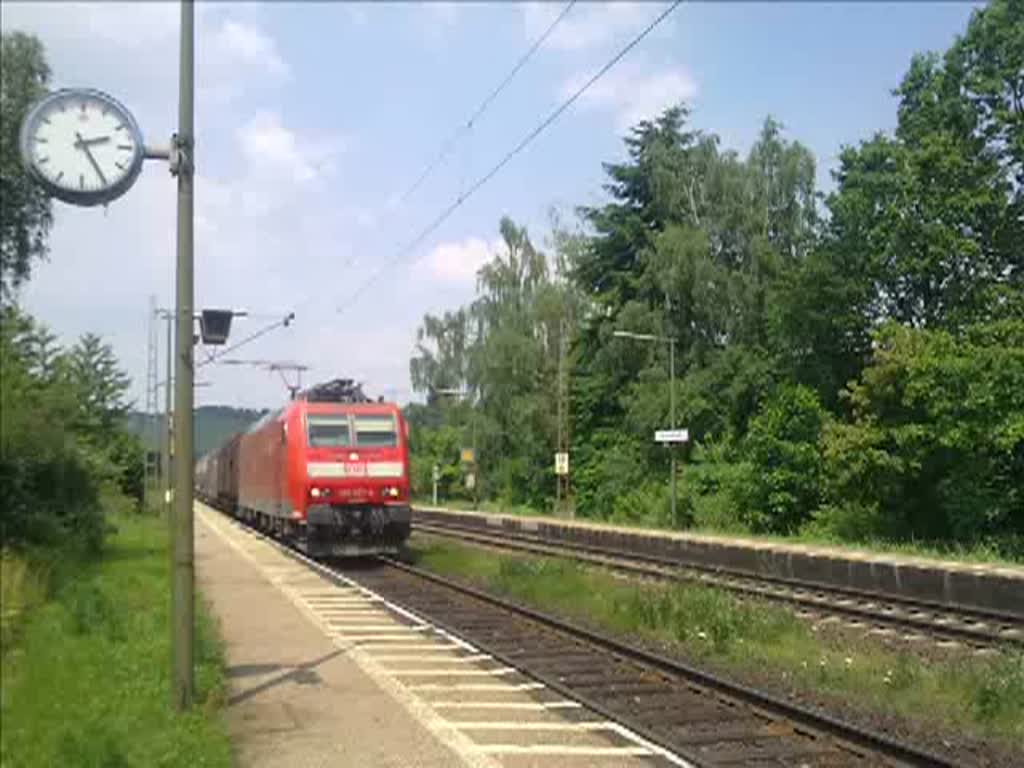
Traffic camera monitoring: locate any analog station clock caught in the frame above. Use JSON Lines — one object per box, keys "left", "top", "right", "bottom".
{"left": 19, "top": 88, "right": 146, "bottom": 207}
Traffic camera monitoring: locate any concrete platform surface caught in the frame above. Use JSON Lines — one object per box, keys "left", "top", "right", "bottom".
{"left": 196, "top": 504, "right": 686, "bottom": 768}
{"left": 413, "top": 506, "right": 1024, "bottom": 617}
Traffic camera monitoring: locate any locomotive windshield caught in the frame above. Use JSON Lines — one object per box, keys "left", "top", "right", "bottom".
{"left": 305, "top": 413, "right": 398, "bottom": 448}
{"left": 354, "top": 415, "right": 398, "bottom": 448}
{"left": 306, "top": 415, "right": 351, "bottom": 448}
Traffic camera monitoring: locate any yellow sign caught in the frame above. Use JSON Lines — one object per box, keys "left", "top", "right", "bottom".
{"left": 460, "top": 448, "right": 476, "bottom": 464}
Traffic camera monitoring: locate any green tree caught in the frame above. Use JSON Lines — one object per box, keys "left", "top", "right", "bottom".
{"left": 410, "top": 217, "right": 579, "bottom": 507}
{"left": 825, "top": 1, "right": 1022, "bottom": 331}
{"left": 0, "top": 307, "right": 106, "bottom": 550}
{"left": 740, "top": 385, "right": 827, "bottom": 533}
{"left": 818, "top": 320, "right": 1024, "bottom": 546}
{"left": 1, "top": 32, "right": 51, "bottom": 300}
{"left": 65, "top": 333, "right": 132, "bottom": 441}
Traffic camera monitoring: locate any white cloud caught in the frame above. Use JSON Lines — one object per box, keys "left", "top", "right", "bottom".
{"left": 1, "top": 2, "right": 181, "bottom": 50}
{"left": 238, "top": 112, "right": 344, "bottom": 185}
{"left": 521, "top": 1, "right": 650, "bottom": 52}
{"left": 564, "top": 65, "right": 698, "bottom": 132}
{"left": 417, "top": 236, "right": 503, "bottom": 285}
{"left": 3, "top": 1, "right": 367, "bottom": 408}
{"left": 215, "top": 19, "right": 289, "bottom": 79}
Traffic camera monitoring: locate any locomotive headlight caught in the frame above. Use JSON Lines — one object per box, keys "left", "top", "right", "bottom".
{"left": 382, "top": 486, "right": 400, "bottom": 498}
{"left": 311, "top": 487, "right": 321, "bottom": 498}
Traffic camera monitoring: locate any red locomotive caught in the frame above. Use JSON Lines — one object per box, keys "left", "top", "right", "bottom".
{"left": 196, "top": 379, "right": 411, "bottom": 556}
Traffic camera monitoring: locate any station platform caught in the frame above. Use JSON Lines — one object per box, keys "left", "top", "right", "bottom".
{"left": 413, "top": 506, "right": 1024, "bottom": 618}
{"left": 195, "top": 504, "right": 683, "bottom": 768}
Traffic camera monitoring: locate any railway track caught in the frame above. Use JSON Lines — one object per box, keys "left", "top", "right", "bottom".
{"left": 411, "top": 518, "right": 1024, "bottom": 652}
{"left": 335, "top": 557, "right": 959, "bottom": 767}
{"left": 210, "top": 502, "right": 994, "bottom": 766}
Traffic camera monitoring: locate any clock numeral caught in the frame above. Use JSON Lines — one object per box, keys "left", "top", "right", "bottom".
{"left": 79, "top": 174, "right": 85, "bottom": 190}
{"left": 117, "top": 144, "right": 133, "bottom": 151}
{"left": 37, "top": 156, "right": 49, "bottom": 165}
{"left": 56, "top": 171, "right": 64, "bottom": 182}
{"left": 40, "top": 116, "right": 51, "bottom": 125}
{"left": 34, "top": 136, "right": 48, "bottom": 144}
{"left": 115, "top": 124, "right": 126, "bottom": 132}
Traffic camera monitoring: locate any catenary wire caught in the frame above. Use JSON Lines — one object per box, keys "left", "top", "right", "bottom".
{"left": 198, "top": 313, "right": 295, "bottom": 369}
{"left": 395, "top": 0, "right": 577, "bottom": 208}
{"left": 337, "top": 0, "right": 683, "bottom": 317}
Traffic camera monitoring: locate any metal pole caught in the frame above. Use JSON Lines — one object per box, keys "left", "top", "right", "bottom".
{"left": 669, "top": 337, "right": 676, "bottom": 523}
{"left": 163, "top": 312, "right": 173, "bottom": 519}
{"left": 171, "top": 0, "right": 195, "bottom": 712}
{"left": 471, "top": 413, "right": 478, "bottom": 510}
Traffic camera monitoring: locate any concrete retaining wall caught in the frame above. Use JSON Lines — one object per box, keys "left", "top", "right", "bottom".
{"left": 413, "top": 506, "right": 1024, "bottom": 619}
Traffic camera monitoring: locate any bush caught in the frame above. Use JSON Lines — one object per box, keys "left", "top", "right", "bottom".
{"left": 1, "top": 307, "right": 140, "bottom": 553}
{"left": 572, "top": 431, "right": 647, "bottom": 520}
{"left": 610, "top": 481, "right": 671, "bottom": 527}
{"left": 677, "top": 439, "right": 754, "bottom": 532}
{"left": 739, "top": 384, "right": 827, "bottom": 533}
{"left": 821, "top": 320, "right": 1024, "bottom": 543}
{"left": 408, "top": 423, "right": 468, "bottom": 502}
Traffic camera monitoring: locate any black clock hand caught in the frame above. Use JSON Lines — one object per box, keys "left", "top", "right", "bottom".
{"left": 80, "top": 135, "right": 111, "bottom": 147}
{"left": 75, "top": 132, "right": 107, "bottom": 186}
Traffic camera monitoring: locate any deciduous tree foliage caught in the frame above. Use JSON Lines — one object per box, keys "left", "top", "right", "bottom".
{"left": 0, "top": 33, "right": 144, "bottom": 551}
{"left": 410, "top": 217, "right": 580, "bottom": 506}
{"left": 1, "top": 32, "right": 51, "bottom": 300}
{"left": 407, "top": 2, "right": 1022, "bottom": 551}
{"left": 1, "top": 309, "right": 142, "bottom": 550}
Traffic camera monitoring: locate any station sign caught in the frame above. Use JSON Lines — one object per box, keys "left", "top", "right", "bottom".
{"left": 654, "top": 428, "right": 690, "bottom": 444}
{"left": 554, "top": 452, "right": 569, "bottom": 476}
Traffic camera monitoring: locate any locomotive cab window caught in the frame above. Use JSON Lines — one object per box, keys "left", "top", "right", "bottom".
{"left": 307, "top": 415, "right": 351, "bottom": 447}
{"left": 354, "top": 415, "right": 398, "bottom": 447}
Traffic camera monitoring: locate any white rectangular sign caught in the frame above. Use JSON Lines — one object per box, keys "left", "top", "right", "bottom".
{"left": 654, "top": 428, "right": 690, "bottom": 444}
{"left": 554, "top": 452, "right": 569, "bottom": 476}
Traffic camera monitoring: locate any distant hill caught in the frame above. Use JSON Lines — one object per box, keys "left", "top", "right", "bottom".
{"left": 126, "top": 405, "right": 268, "bottom": 460}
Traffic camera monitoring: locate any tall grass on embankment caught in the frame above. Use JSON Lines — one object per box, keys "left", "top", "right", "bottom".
{"left": 0, "top": 513, "right": 233, "bottom": 768}
{"left": 411, "top": 535, "right": 1024, "bottom": 748}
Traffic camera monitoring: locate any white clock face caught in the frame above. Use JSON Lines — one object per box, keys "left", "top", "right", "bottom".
{"left": 20, "top": 89, "right": 145, "bottom": 206}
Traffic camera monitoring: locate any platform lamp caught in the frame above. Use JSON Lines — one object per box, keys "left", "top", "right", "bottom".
{"left": 196, "top": 308, "right": 248, "bottom": 346}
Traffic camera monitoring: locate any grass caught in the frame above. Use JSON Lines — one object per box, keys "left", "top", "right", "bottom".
{"left": 415, "top": 495, "right": 547, "bottom": 518}
{"left": 0, "top": 552, "right": 50, "bottom": 651}
{"left": 0, "top": 513, "right": 234, "bottom": 768}
{"left": 411, "top": 534, "right": 1024, "bottom": 746}
{"left": 413, "top": 496, "right": 1024, "bottom": 567}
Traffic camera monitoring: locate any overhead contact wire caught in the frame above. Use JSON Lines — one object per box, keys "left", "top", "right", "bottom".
{"left": 199, "top": 314, "right": 295, "bottom": 369}
{"left": 396, "top": 0, "right": 577, "bottom": 207}
{"left": 338, "top": 0, "right": 683, "bottom": 316}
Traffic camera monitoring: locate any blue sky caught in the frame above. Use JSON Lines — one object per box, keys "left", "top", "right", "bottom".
{"left": 2, "top": 1, "right": 979, "bottom": 411}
